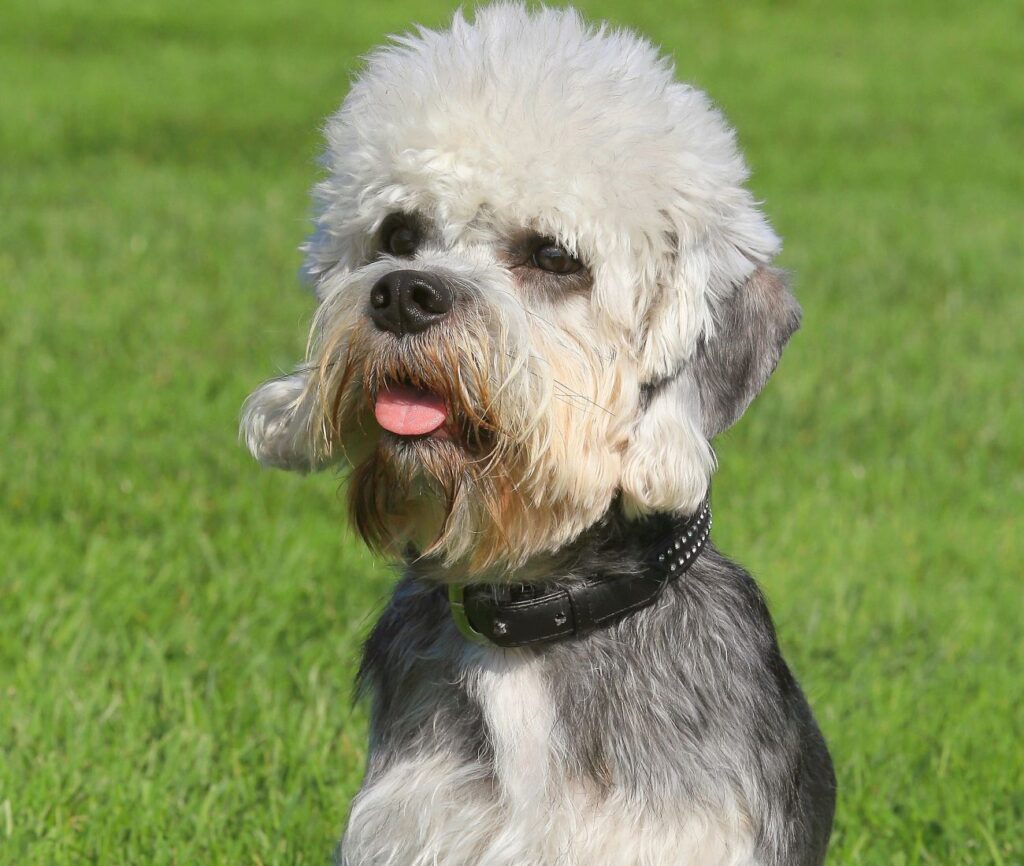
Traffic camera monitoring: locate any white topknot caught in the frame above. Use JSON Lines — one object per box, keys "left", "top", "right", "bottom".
{"left": 304, "top": 3, "right": 779, "bottom": 378}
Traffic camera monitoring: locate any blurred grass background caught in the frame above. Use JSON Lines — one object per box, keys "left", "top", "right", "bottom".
{"left": 1, "top": 0, "right": 1021, "bottom": 863}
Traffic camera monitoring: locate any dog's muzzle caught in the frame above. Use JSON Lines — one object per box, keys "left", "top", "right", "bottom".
{"left": 370, "top": 269, "right": 454, "bottom": 336}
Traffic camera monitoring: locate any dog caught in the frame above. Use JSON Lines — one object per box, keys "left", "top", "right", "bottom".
{"left": 241, "top": 5, "right": 835, "bottom": 864}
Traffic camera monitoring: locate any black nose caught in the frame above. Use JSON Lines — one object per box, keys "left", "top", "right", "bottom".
{"left": 369, "top": 270, "right": 454, "bottom": 336}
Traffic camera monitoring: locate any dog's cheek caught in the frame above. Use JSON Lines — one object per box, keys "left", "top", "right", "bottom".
{"left": 530, "top": 349, "right": 628, "bottom": 528}
{"left": 446, "top": 343, "right": 627, "bottom": 570}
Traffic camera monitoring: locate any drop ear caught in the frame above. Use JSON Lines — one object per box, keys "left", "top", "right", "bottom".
{"left": 620, "top": 266, "right": 799, "bottom": 516}
{"left": 691, "top": 266, "right": 801, "bottom": 437}
{"left": 239, "top": 369, "right": 328, "bottom": 473}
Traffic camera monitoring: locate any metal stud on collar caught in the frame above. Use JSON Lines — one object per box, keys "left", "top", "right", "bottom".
{"left": 655, "top": 501, "right": 711, "bottom": 575}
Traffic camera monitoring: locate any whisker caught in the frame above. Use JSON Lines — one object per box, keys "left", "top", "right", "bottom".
{"left": 500, "top": 350, "right": 616, "bottom": 417}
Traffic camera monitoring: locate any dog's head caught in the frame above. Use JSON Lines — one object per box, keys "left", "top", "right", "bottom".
{"left": 242, "top": 5, "right": 799, "bottom": 572}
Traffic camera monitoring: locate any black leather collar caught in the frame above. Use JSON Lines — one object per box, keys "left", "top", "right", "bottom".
{"left": 447, "top": 499, "right": 711, "bottom": 648}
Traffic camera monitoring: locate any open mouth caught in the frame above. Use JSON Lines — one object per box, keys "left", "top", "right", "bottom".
{"left": 370, "top": 378, "right": 499, "bottom": 452}
{"left": 374, "top": 383, "right": 451, "bottom": 439}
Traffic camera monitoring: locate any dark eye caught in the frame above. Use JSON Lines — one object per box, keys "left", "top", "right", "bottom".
{"left": 532, "top": 242, "right": 581, "bottom": 274}
{"left": 382, "top": 220, "right": 419, "bottom": 257}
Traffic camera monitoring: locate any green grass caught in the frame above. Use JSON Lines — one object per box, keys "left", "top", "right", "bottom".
{"left": 1, "top": 0, "right": 1021, "bottom": 862}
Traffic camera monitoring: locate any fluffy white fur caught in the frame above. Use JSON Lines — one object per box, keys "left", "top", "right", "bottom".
{"left": 302, "top": 4, "right": 779, "bottom": 360}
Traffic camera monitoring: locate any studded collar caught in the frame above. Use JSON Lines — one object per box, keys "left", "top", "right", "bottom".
{"left": 447, "top": 499, "right": 712, "bottom": 648}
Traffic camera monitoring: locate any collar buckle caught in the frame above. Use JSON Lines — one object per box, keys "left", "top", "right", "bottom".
{"left": 448, "top": 584, "right": 493, "bottom": 645}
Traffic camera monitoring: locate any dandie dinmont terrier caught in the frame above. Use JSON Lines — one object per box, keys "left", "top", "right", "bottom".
{"left": 241, "top": 4, "right": 835, "bottom": 864}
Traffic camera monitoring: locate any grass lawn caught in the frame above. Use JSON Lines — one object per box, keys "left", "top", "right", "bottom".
{"left": 1, "top": 0, "right": 1021, "bottom": 862}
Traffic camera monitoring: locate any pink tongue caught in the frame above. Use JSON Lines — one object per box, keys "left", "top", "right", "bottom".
{"left": 374, "top": 385, "right": 448, "bottom": 436}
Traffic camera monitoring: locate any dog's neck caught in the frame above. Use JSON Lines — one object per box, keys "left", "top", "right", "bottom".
{"left": 407, "top": 496, "right": 683, "bottom": 586}
{"left": 405, "top": 496, "right": 712, "bottom": 647}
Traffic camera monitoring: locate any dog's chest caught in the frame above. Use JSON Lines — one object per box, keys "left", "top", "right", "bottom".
{"left": 341, "top": 649, "right": 757, "bottom": 866}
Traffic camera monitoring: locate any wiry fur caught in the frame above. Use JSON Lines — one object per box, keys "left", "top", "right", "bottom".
{"left": 241, "top": 4, "right": 834, "bottom": 864}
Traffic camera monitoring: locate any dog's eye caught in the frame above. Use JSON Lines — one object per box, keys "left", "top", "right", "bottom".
{"left": 532, "top": 243, "right": 581, "bottom": 275}
{"left": 382, "top": 222, "right": 419, "bottom": 257}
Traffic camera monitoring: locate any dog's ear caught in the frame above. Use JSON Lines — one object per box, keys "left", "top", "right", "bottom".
{"left": 691, "top": 266, "right": 801, "bottom": 437}
{"left": 620, "top": 266, "right": 799, "bottom": 514}
{"left": 240, "top": 369, "right": 328, "bottom": 473}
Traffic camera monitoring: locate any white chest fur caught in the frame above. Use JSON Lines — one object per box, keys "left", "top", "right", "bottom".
{"left": 340, "top": 649, "right": 756, "bottom": 866}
